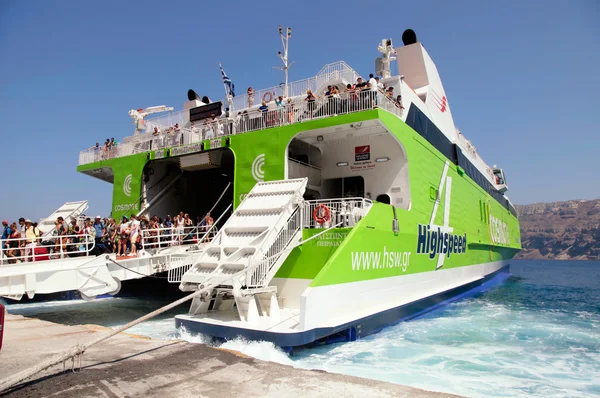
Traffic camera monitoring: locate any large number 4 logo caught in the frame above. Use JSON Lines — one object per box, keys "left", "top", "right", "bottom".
{"left": 429, "top": 161, "right": 453, "bottom": 270}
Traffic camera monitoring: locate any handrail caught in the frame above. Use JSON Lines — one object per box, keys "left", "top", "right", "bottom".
{"left": 0, "top": 233, "right": 96, "bottom": 265}
{"left": 140, "top": 225, "right": 215, "bottom": 249}
{"left": 244, "top": 220, "right": 344, "bottom": 288}
{"left": 78, "top": 89, "right": 405, "bottom": 165}
{"left": 195, "top": 203, "right": 233, "bottom": 247}
{"left": 246, "top": 207, "right": 301, "bottom": 287}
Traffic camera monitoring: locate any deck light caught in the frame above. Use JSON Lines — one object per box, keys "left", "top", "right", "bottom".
{"left": 337, "top": 162, "right": 348, "bottom": 167}
{"left": 376, "top": 157, "right": 389, "bottom": 163}
{"left": 317, "top": 135, "right": 324, "bottom": 141}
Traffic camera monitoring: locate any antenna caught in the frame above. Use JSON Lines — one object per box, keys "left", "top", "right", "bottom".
{"left": 274, "top": 25, "right": 293, "bottom": 97}
{"left": 376, "top": 38, "right": 396, "bottom": 78}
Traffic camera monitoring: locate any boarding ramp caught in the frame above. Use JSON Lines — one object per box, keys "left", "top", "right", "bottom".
{"left": 38, "top": 201, "right": 88, "bottom": 237}
{"left": 0, "top": 255, "right": 119, "bottom": 301}
{"left": 179, "top": 178, "right": 307, "bottom": 320}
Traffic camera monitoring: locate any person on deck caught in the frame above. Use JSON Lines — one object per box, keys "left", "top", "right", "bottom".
{"left": 117, "top": 216, "right": 129, "bottom": 257}
{"left": 93, "top": 216, "right": 106, "bottom": 252}
{"left": 1, "top": 220, "right": 11, "bottom": 257}
{"left": 128, "top": 215, "right": 140, "bottom": 257}
{"left": 23, "top": 219, "right": 40, "bottom": 261}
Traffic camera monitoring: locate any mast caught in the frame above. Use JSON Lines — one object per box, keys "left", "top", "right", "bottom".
{"left": 276, "top": 25, "right": 293, "bottom": 97}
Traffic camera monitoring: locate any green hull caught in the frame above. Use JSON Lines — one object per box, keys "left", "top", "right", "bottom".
{"left": 78, "top": 109, "right": 521, "bottom": 288}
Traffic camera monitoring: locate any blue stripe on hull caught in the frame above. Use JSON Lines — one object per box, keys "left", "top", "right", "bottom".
{"left": 176, "top": 264, "right": 511, "bottom": 349}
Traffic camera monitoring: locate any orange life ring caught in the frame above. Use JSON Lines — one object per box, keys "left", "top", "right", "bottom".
{"left": 262, "top": 92, "right": 273, "bottom": 103}
{"left": 313, "top": 204, "right": 331, "bottom": 224}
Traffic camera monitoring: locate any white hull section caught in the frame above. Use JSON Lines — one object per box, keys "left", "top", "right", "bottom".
{"left": 0, "top": 246, "right": 202, "bottom": 300}
{"left": 300, "top": 260, "right": 506, "bottom": 330}
{"left": 176, "top": 260, "right": 509, "bottom": 344}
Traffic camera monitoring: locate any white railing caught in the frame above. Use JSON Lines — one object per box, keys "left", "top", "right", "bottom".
{"left": 246, "top": 207, "right": 302, "bottom": 288}
{"left": 0, "top": 233, "right": 96, "bottom": 265}
{"left": 140, "top": 225, "right": 217, "bottom": 250}
{"left": 78, "top": 141, "right": 150, "bottom": 165}
{"left": 303, "top": 198, "right": 373, "bottom": 229}
{"left": 78, "top": 88, "right": 404, "bottom": 165}
{"left": 144, "top": 109, "right": 187, "bottom": 133}
{"left": 232, "top": 61, "right": 360, "bottom": 110}
{"left": 167, "top": 260, "right": 193, "bottom": 283}
{"left": 243, "top": 196, "right": 373, "bottom": 288}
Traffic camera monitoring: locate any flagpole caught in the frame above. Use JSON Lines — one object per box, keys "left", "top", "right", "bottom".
{"left": 219, "top": 62, "right": 234, "bottom": 115}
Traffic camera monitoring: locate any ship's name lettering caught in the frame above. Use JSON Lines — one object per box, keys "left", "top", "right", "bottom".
{"left": 417, "top": 224, "right": 467, "bottom": 259}
{"left": 315, "top": 232, "right": 348, "bottom": 246}
{"left": 490, "top": 215, "right": 509, "bottom": 245}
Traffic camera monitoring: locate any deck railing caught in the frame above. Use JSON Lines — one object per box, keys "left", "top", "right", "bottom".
{"left": 303, "top": 198, "right": 373, "bottom": 229}
{"left": 140, "top": 225, "right": 217, "bottom": 250}
{"left": 79, "top": 88, "right": 404, "bottom": 165}
{"left": 0, "top": 233, "right": 96, "bottom": 265}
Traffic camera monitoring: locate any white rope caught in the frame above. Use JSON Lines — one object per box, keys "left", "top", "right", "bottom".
{"left": 0, "top": 283, "right": 215, "bottom": 393}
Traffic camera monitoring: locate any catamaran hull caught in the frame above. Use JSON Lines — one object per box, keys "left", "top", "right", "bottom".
{"left": 175, "top": 261, "right": 510, "bottom": 348}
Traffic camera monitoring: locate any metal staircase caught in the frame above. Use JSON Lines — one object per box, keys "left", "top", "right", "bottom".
{"left": 38, "top": 201, "right": 88, "bottom": 237}
{"left": 179, "top": 178, "right": 308, "bottom": 322}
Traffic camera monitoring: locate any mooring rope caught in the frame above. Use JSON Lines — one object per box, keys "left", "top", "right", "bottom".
{"left": 0, "top": 283, "right": 214, "bottom": 393}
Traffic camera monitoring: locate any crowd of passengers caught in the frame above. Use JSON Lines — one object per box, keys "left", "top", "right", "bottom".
{"left": 0, "top": 212, "right": 215, "bottom": 264}
{"left": 89, "top": 137, "right": 119, "bottom": 159}
{"left": 87, "top": 74, "right": 405, "bottom": 158}
{"left": 234, "top": 74, "right": 404, "bottom": 133}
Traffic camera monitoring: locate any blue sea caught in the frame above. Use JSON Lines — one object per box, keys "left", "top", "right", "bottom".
{"left": 4, "top": 260, "right": 599, "bottom": 397}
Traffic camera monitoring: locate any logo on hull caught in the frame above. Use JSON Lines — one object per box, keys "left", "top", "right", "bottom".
{"left": 251, "top": 154, "right": 265, "bottom": 182}
{"left": 123, "top": 174, "right": 132, "bottom": 197}
{"left": 354, "top": 145, "right": 370, "bottom": 162}
{"left": 417, "top": 224, "right": 467, "bottom": 259}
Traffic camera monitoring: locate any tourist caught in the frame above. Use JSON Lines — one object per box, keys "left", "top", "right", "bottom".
{"left": 23, "top": 219, "right": 40, "bottom": 261}
{"left": 175, "top": 212, "right": 185, "bottom": 244}
{"left": 247, "top": 87, "right": 255, "bottom": 107}
{"left": 304, "top": 90, "right": 316, "bottom": 118}
{"left": 106, "top": 218, "right": 117, "bottom": 253}
{"left": 1, "top": 220, "right": 10, "bottom": 251}
{"left": 93, "top": 216, "right": 105, "bottom": 249}
{"left": 6, "top": 222, "right": 21, "bottom": 263}
{"left": 117, "top": 216, "right": 129, "bottom": 256}
{"left": 128, "top": 215, "right": 140, "bottom": 257}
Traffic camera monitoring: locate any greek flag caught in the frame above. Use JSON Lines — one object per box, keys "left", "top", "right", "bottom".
{"left": 219, "top": 63, "right": 235, "bottom": 98}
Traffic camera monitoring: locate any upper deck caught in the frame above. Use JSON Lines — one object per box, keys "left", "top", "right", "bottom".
{"left": 78, "top": 61, "right": 368, "bottom": 165}
{"left": 76, "top": 56, "right": 511, "bottom": 215}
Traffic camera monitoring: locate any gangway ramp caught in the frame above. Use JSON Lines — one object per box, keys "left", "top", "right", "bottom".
{"left": 0, "top": 255, "right": 119, "bottom": 300}
{"left": 180, "top": 178, "right": 307, "bottom": 321}
{"left": 38, "top": 201, "right": 88, "bottom": 237}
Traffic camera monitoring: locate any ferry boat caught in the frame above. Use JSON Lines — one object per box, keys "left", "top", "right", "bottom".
{"left": 2, "top": 28, "right": 521, "bottom": 348}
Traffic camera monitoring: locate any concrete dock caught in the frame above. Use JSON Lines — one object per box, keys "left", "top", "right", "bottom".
{"left": 0, "top": 312, "right": 460, "bottom": 397}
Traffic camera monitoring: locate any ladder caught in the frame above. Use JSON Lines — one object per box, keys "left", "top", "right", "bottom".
{"left": 38, "top": 201, "right": 89, "bottom": 237}
{"left": 179, "top": 178, "right": 308, "bottom": 322}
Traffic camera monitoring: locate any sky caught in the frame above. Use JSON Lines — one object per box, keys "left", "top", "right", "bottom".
{"left": 0, "top": 0, "right": 599, "bottom": 222}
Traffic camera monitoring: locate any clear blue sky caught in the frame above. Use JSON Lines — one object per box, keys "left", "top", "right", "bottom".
{"left": 1, "top": 0, "right": 598, "bottom": 222}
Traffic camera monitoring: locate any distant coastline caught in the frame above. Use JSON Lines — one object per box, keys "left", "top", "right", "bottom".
{"left": 515, "top": 199, "right": 600, "bottom": 261}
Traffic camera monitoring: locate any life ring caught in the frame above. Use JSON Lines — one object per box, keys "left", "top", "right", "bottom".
{"left": 262, "top": 92, "right": 273, "bottom": 103}
{"left": 313, "top": 204, "right": 331, "bottom": 225}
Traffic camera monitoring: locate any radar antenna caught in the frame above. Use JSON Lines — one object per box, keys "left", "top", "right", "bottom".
{"left": 273, "top": 25, "right": 294, "bottom": 97}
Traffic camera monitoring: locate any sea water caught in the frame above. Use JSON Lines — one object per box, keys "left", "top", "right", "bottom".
{"left": 3, "top": 260, "right": 599, "bottom": 397}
